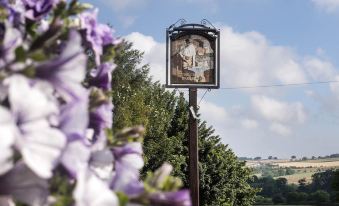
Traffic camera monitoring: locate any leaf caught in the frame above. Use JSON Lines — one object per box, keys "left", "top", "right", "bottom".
{"left": 29, "top": 50, "right": 47, "bottom": 61}
{"left": 116, "top": 192, "right": 129, "bottom": 206}
{"left": 15, "top": 46, "right": 26, "bottom": 62}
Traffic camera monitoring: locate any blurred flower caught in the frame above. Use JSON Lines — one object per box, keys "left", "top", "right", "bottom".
{"left": 149, "top": 163, "right": 173, "bottom": 189}
{"left": 22, "top": 0, "right": 60, "bottom": 20}
{"left": 0, "top": 0, "right": 25, "bottom": 27}
{"left": 59, "top": 93, "right": 89, "bottom": 140}
{"left": 0, "top": 162, "right": 49, "bottom": 206}
{"left": 0, "top": 22, "right": 22, "bottom": 68}
{"left": 0, "top": 1, "right": 191, "bottom": 205}
{"left": 89, "top": 63, "right": 115, "bottom": 91}
{"left": 5, "top": 75, "right": 66, "bottom": 179}
{"left": 61, "top": 139, "right": 91, "bottom": 178}
{"left": 111, "top": 142, "right": 144, "bottom": 196}
{"left": 74, "top": 169, "right": 119, "bottom": 206}
{"left": 89, "top": 101, "right": 113, "bottom": 141}
{"left": 0, "top": 106, "right": 16, "bottom": 175}
{"left": 36, "top": 19, "right": 49, "bottom": 33}
{"left": 79, "top": 9, "right": 115, "bottom": 65}
{"left": 150, "top": 190, "right": 191, "bottom": 206}
{"left": 36, "top": 30, "right": 87, "bottom": 102}
{"left": 90, "top": 149, "right": 114, "bottom": 182}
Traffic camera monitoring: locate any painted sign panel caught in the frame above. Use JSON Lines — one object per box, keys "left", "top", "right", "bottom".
{"left": 166, "top": 24, "right": 220, "bottom": 88}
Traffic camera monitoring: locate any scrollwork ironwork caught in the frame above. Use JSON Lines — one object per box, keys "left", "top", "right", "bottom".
{"left": 168, "top": 19, "right": 187, "bottom": 30}
{"left": 201, "top": 19, "right": 216, "bottom": 29}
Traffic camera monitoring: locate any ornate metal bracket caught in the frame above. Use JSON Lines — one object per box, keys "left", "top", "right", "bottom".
{"left": 201, "top": 19, "right": 216, "bottom": 29}
{"left": 168, "top": 19, "right": 187, "bottom": 30}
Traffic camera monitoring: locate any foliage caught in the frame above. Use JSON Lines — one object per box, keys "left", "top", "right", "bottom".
{"left": 253, "top": 164, "right": 296, "bottom": 178}
{"left": 111, "top": 42, "right": 258, "bottom": 206}
{"left": 251, "top": 169, "right": 339, "bottom": 205}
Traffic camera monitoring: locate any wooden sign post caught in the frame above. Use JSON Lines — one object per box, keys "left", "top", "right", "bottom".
{"left": 166, "top": 19, "right": 220, "bottom": 206}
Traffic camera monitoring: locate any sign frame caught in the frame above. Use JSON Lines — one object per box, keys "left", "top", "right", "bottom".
{"left": 166, "top": 20, "right": 220, "bottom": 89}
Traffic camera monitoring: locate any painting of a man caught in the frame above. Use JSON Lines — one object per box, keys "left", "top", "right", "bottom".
{"left": 170, "top": 34, "right": 215, "bottom": 85}
{"left": 179, "top": 39, "right": 196, "bottom": 69}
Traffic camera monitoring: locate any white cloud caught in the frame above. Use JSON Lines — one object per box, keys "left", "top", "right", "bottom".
{"left": 99, "top": 0, "right": 148, "bottom": 11}
{"left": 251, "top": 95, "right": 307, "bottom": 124}
{"left": 219, "top": 26, "right": 306, "bottom": 89}
{"left": 330, "top": 76, "right": 339, "bottom": 101}
{"left": 312, "top": 0, "right": 339, "bottom": 12}
{"left": 304, "top": 57, "right": 336, "bottom": 80}
{"left": 124, "top": 32, "right": 166, "bottom": 83}
{"left": 270, "top": 123, "right": 291, "bottom": 136}
{"left": 199, "top": 100, "right": 228, "bottom": 125}
{"left": 241, "top": 119, "right": 258, "bottom": 129}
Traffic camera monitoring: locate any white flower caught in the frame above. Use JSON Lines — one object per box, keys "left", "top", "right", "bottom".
{"left": 74, "top": 170, "right": 119, "bottom": 206}
{"left": 4, "top": 75, "right": 66, "bottom": 179}
{"left": 0, "top": 106, "right": 17, "bottom": 175}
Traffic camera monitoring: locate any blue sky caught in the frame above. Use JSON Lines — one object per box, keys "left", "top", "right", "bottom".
{"left": 85, "top": 0, "right": 339, "bottom": 159}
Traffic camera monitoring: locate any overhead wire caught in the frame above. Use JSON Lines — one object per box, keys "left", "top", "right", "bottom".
{"left": 217, "top": 80, "right": 339, "bottom": 90}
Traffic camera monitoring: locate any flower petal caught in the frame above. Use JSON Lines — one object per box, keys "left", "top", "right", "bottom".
{"left": 6, "top": 75, "right": 58, "bottom": 124}
{"left": 0, "top": 106, "right": 17, "bottom": 175}
{"left": 74, "top": 170, "right": 119, "bottom": 206}
{"left": 18, "top": 126, "right": 66, "bottom": 179}
{"left": 61, "top": 139, "right": 91, "bottom": 177}
{"left": 0, "top": 162, "right": 49, "bottom": 206}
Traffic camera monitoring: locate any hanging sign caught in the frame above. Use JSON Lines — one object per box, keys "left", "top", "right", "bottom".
{"left": 166, "top": 20, "right": 220, "bottom": 88}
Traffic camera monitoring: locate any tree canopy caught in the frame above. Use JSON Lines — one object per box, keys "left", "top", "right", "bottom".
{"left": 111, "top": 42, "right": 257, "bottom": 206}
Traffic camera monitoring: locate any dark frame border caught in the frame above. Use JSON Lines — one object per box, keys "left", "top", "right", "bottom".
{"left": 166, "top": 23, "right": 220, "bottom": 89}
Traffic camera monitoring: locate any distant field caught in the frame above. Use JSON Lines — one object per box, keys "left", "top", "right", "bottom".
{"left": 274, "top": 160, "right": 339, "bottom": 168}
{"left": 247, "top": 158, "right": 339, "bottom": 169}
{"left": 276, "top": 172, "right": 314, "bottom": 184}
{"left": 248, "top": 158, "right": 339, "bottom": 184}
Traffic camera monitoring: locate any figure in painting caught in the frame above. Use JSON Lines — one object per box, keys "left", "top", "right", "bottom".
{"left": 179, "top": 39, "right": 196, "bottom": 70}
{"left": 170, "top": 35, "right": 214, "bottom": 84}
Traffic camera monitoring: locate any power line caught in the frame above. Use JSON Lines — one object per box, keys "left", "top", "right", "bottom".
{"left": 198, "top": 89, "right": 211, "bottom": 106}
{"left": 167, "top": 80, "right": 339, "bottom": 92}
{"left": 218, "top": 80, "right": 339, "bottom": 90}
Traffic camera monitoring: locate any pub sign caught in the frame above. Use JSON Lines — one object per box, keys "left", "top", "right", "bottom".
{"left": 166, "top": 20, "right": 220, "bottom": 88}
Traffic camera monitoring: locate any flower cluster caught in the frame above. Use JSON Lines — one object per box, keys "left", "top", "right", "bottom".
{"left": 0, "top": 0, "right": 191, "bottom": 205}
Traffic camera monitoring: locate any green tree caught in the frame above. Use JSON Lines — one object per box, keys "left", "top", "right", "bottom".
{"left": 311, "top": 170, "right": 334, "bottom": 192}
{"left": 112, "top": 42, "right": 257, "bottom": 206}
{"left": 310, "top": 190, "right": 330, "bottom": 204}
{"left": 272, "top": 193, "right": 286, "bottom": 204}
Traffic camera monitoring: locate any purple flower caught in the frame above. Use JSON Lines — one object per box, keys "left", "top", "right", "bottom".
{"left": 0, "top": 22, "right": 22, "bottom": 68}
{"left": 73, "top": 169, "right": 119, "bottom": 206}
{"left": 79, "top": 9, "right": 116, "bottom": 65}
{"left": 22, "top": 0, "right": 60, "bottom": 20}
{"left": 0, "top": 162, "right": 49, "bottom": 206}
{"left": 110, "top": 142, "right": 144, "bottom": 196}
{"left": 150, "top": 190, "right": 192, "bottom": 206}
{"left": 150, "top": 163, "right": 173, "bottom": 188}
{"left": 5, "top": 75, "right": 66, "bottom": 179}
{"left": 59, "top": 93, "right": 89, "bottom": 141}
{"left": 112, "top": 142, "right": 143, "bottom": 170}
{"left": 35, "top": 30, "right": 87, "bottom": 102}
{"left": 0, "top": 1, "right": 24, "bottom": 27}
{"left": 89, "top": 63, "right": 115, "bottom": 90}
{"left": 89, "top": 101, "right": 113, "bottom": 141}
{"left": 0, "top": 106, "right": 16, "bottom": 175}
{"left": 61, "top": 138, "right": 91, "bottom": 178}
{"left": 89, "top": 149, "right": 114, "bottom": 182}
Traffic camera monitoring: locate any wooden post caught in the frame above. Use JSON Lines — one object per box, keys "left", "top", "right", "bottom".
{"left": 189, "top": 88, "right": 199, "bottom": 206}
